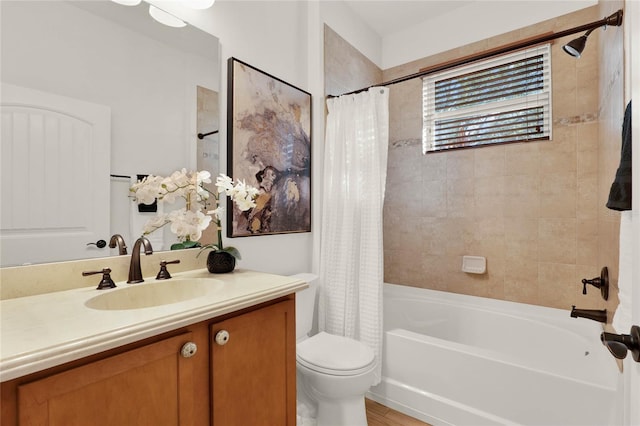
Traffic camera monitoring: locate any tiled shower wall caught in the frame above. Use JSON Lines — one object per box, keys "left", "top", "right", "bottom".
{"left": 324, "top": 25, "right": 382, "bottom": 99}
{"left": 324, "top": 4, "right": 623, "bottom": 313}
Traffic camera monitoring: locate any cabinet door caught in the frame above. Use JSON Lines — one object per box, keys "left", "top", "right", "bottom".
{"left": 17, "top": 332, "right": 196, "bottom": 426}
{"left": 211, "top": 300, "right": 296, "bottom": 426}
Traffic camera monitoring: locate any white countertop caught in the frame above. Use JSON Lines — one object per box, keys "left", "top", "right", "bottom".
{"left": 0, "top": 269, "right": 307, "bottom": 382}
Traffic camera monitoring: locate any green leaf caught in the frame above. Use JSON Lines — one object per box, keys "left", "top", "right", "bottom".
{"left": 222, "top": 246, "right": 242, "bottom": 260}
{"left": 196, "top": 244, "right": 220, "bottom": 257}
{"left": 181, "top": 240, "right": 201, "bottom": 249}
{"left": 171, "top": 241, "right": 201, "bottom": 250}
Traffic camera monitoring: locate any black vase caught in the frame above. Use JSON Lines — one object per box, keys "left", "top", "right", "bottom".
{"left": 207, "top": 251, "right": 236, "bottom": 274}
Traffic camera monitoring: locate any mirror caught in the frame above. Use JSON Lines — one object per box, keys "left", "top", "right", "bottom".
{"left": 0, "top": 0, "right": 220, "bottom": 266}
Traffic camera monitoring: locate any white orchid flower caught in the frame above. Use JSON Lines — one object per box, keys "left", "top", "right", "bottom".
{"left": 207, "top": 206, "right": 224, "bottom": 220}
{"left": 215, "top": 174, "right": 234, "bottom": 194}
{"left": 133, "top": 170, "right": 257, "bottom": 244}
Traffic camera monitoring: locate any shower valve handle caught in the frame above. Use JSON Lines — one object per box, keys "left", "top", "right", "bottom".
{"left": 580, "top": 267, "right": 609, "bottom": 300}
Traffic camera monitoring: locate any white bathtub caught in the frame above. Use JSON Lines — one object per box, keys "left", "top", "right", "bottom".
{"left": 367, "top": 284, "right": 623, "bottom": 426}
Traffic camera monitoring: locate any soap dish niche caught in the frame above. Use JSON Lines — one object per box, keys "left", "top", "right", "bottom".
{"left": 462, "top": 256, "right": 486, "bottom": 274}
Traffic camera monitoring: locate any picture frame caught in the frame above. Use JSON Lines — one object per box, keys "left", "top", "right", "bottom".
{"left": 227, "top": 57, "right": 312, "bottom": 237}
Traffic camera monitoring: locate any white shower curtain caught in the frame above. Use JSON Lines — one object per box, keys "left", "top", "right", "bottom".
{"left": 318, "top": 87, "right": 389, "bottom": 385}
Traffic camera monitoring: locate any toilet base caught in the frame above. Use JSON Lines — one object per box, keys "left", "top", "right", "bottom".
{"left": 316, "top": 395, "right": 367, "bottom": 426}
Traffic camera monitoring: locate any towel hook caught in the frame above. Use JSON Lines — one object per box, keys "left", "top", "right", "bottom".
{"left": 197, "top": 130, "right": 219, "bottom": 140}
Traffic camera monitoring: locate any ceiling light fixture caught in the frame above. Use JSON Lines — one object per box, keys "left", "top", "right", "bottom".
{"left": 562, "top": 10, "right": 623, "bottom": 58}
{"left": 111, "top": 0, "right": 142, "bottom": 6}
{"left": 148, "top": 5, "right": 186, "bottom": 28}
{"left": 185, "top": 0, "right": 215, "bottom": 10}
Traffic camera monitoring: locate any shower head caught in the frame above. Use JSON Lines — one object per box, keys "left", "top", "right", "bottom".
{"left": 562, "top": 10, "right": 624, "bottom": 58}
{"left": 562, "top": 32, "right": 591, "bottom": 58}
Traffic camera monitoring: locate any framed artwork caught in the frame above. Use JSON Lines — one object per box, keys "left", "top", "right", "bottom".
{"left": 227, "top": 57, "right": 312, "bottom": 237}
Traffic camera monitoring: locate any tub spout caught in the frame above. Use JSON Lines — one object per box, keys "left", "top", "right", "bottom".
{"left": 570, "top": 305, "right": 607, "bottom": 323}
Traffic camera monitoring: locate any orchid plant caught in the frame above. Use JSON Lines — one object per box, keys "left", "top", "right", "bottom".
{"left": 130, "top": 170, "right": 258, "bottom": 256}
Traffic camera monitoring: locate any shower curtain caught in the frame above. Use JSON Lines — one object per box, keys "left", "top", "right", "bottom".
{"left": 318, "top": 87, "right": 389, "bottom": 384}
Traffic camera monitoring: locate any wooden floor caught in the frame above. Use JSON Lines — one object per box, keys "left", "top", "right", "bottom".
{"left": 365, "top": 399, "right": 432, "bottom": 426}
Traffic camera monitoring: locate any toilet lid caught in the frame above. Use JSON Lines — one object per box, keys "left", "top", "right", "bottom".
{"left": 296, "top": 332, "right": 375, "bottom": 376}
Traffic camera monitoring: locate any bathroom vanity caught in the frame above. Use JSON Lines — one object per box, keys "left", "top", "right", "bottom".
{"left": 0, "top": 269, "right": 305, "bottom": 425}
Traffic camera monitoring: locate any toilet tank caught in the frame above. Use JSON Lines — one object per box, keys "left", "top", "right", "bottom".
{"left": 290, "top": 273, "right": 318, "bottom": 341}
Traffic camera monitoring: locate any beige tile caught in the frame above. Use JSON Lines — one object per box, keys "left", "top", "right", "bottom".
{"left": 538, "top": 262, "right": 577, "bottom": 309}
{"left": 576, "top": 67, "right": 599, "bottom": 116}
{"left": 421, "top": 152, "right": 447, "bottom": 182}
{"left": 576, "top": 219, "right": 598, "bottom": 266}
{"left": 446, "top": 150, "right": 474, "bottom": 180}
{"left": 421, "top": 254, "right": 449, "bottom": 292}
{"left": 505, "top": 217, "right": 539, "bottom": 244}
{"left": 577, "top": 149, "right": 598, "bottom": 178}
{"left": 504, "top": 174, "right": 539, "bottom": 218}
{"left": 474, "top": 146, "right": 505, "bottom": 178}
{"left": 504, "top": 275, "right": 540, "bottom": 305}
{"left": 376, "top": 4, "right": 620, "bottom": 313}
{"left": 539, "top": 172, "right": 576, "bottom": 218}
{"left": 422, "top": 179, "right": 448, "bottom": 218}
{"left": 385, "top": 249, "right": 423, "bottom": 285}
{"left": 447, "top": 178, "right": 474, "bottom": 218}
{"left": 552, "top": 84, "right": 577, "bottom": 119}
{"left": 505, "top": 141, "right": 540, "bottom": 176}
{"left": 538, "top": 218, "right": 577, "bottom": 264}
{"left": 540, "top": 126, "right": 577, "bottom": 175}
{"left": 388, "top": 144, "right": 421, "bottom": 172}
{"left": 577, "top": 176, "right": 598, "bottom": 220}
{"left": 420, "top": 217, "right": 448, "bottom": 256}
{"left": 577, "top": 122, "right": 599, "bottom": 152}
{"left": 475, "top": 176, "right": 505, "bottom": 218}
{"left": 444, "top": 218, "right": 475, "bottom": 256}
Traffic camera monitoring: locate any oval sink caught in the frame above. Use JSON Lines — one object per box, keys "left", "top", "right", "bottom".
{"left": 85, "top": 278, "right": 224, "bottom": 310}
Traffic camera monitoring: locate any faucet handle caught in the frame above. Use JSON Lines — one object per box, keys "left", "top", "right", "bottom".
{"left": 600, "top": 326, "right": 640, "bottom": 362}
{"left": 156, "top": 260, "right": 180, "bottom": 280}
{"left": 580, "top": 266, "right": 609, "bottom": 300}
{"left": 83, "top": 268, "right": 117, "bottom": 290}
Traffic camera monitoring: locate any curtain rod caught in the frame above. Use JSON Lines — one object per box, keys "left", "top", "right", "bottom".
{"left": 328, "top": 9, "right": 623, "bottom": 98}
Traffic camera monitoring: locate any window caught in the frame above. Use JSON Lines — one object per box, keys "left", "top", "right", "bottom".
{"left": 422, "top": 44, "right": 552, "bottom": 153}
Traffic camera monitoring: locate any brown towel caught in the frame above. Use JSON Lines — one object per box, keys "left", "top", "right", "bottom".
{"left": 607, "top": 100, "right": 632, "bottom": 211}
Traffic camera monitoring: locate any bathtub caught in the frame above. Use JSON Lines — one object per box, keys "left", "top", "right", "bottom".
{"left": 367, "top": 284, "right": 623, "bottom": 426}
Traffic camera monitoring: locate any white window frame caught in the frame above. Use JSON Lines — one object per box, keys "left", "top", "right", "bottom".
{"left": 422, "top": 44, "right": 552, "bottom": 153}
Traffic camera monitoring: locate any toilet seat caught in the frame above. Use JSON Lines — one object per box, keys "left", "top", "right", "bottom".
{"left": 296, "top": 332, "right": 375, "bottom": 376}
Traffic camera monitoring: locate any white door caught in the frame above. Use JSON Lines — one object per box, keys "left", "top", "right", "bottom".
{"left": 1, "top": 83, "right": 111, "bottom": 266}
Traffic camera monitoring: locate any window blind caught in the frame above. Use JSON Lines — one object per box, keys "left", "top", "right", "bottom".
{"left": 422, "top": 44, "right": 552, "bottom": 153}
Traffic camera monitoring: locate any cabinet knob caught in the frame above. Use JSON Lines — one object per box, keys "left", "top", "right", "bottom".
{"left": 215, "top": 330, "right": 230, "bottom": 346}
{"left": 180, "top": 342, "right": 198, "bottom": 358}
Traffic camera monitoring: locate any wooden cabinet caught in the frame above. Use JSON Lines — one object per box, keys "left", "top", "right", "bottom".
{"left": 16, "top": 332, "right": 197, "bottom": 426}
{"left": 211, "top": 300, "right": 296, "bottom": 426}
{"left": 1, "top": 297, "right": 295, "bottom": 426}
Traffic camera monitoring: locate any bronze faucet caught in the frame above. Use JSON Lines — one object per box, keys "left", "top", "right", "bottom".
{"left": 127, "top": 236, "right": 153, "bottom": 284}
{"left": 109, "top": 234, "right": 128, "bottom": 255}
{"left": 570, "top": 306, "right": 607, "bottom": 323}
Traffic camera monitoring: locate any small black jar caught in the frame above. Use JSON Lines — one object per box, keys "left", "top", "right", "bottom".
{"left": 207, "top": 251, "right": 236, "bottom": 274}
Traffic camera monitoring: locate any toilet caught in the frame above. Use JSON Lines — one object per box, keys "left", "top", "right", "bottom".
{"left": 292, "top": 273, "right": 377, "bottom": 426}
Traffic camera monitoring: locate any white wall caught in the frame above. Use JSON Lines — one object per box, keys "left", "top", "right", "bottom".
{"left": 317, "top": 0, "right": 598, "bottom": 71}
{"left": 319, "top": 1, "right": 382, "bottom": 68}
